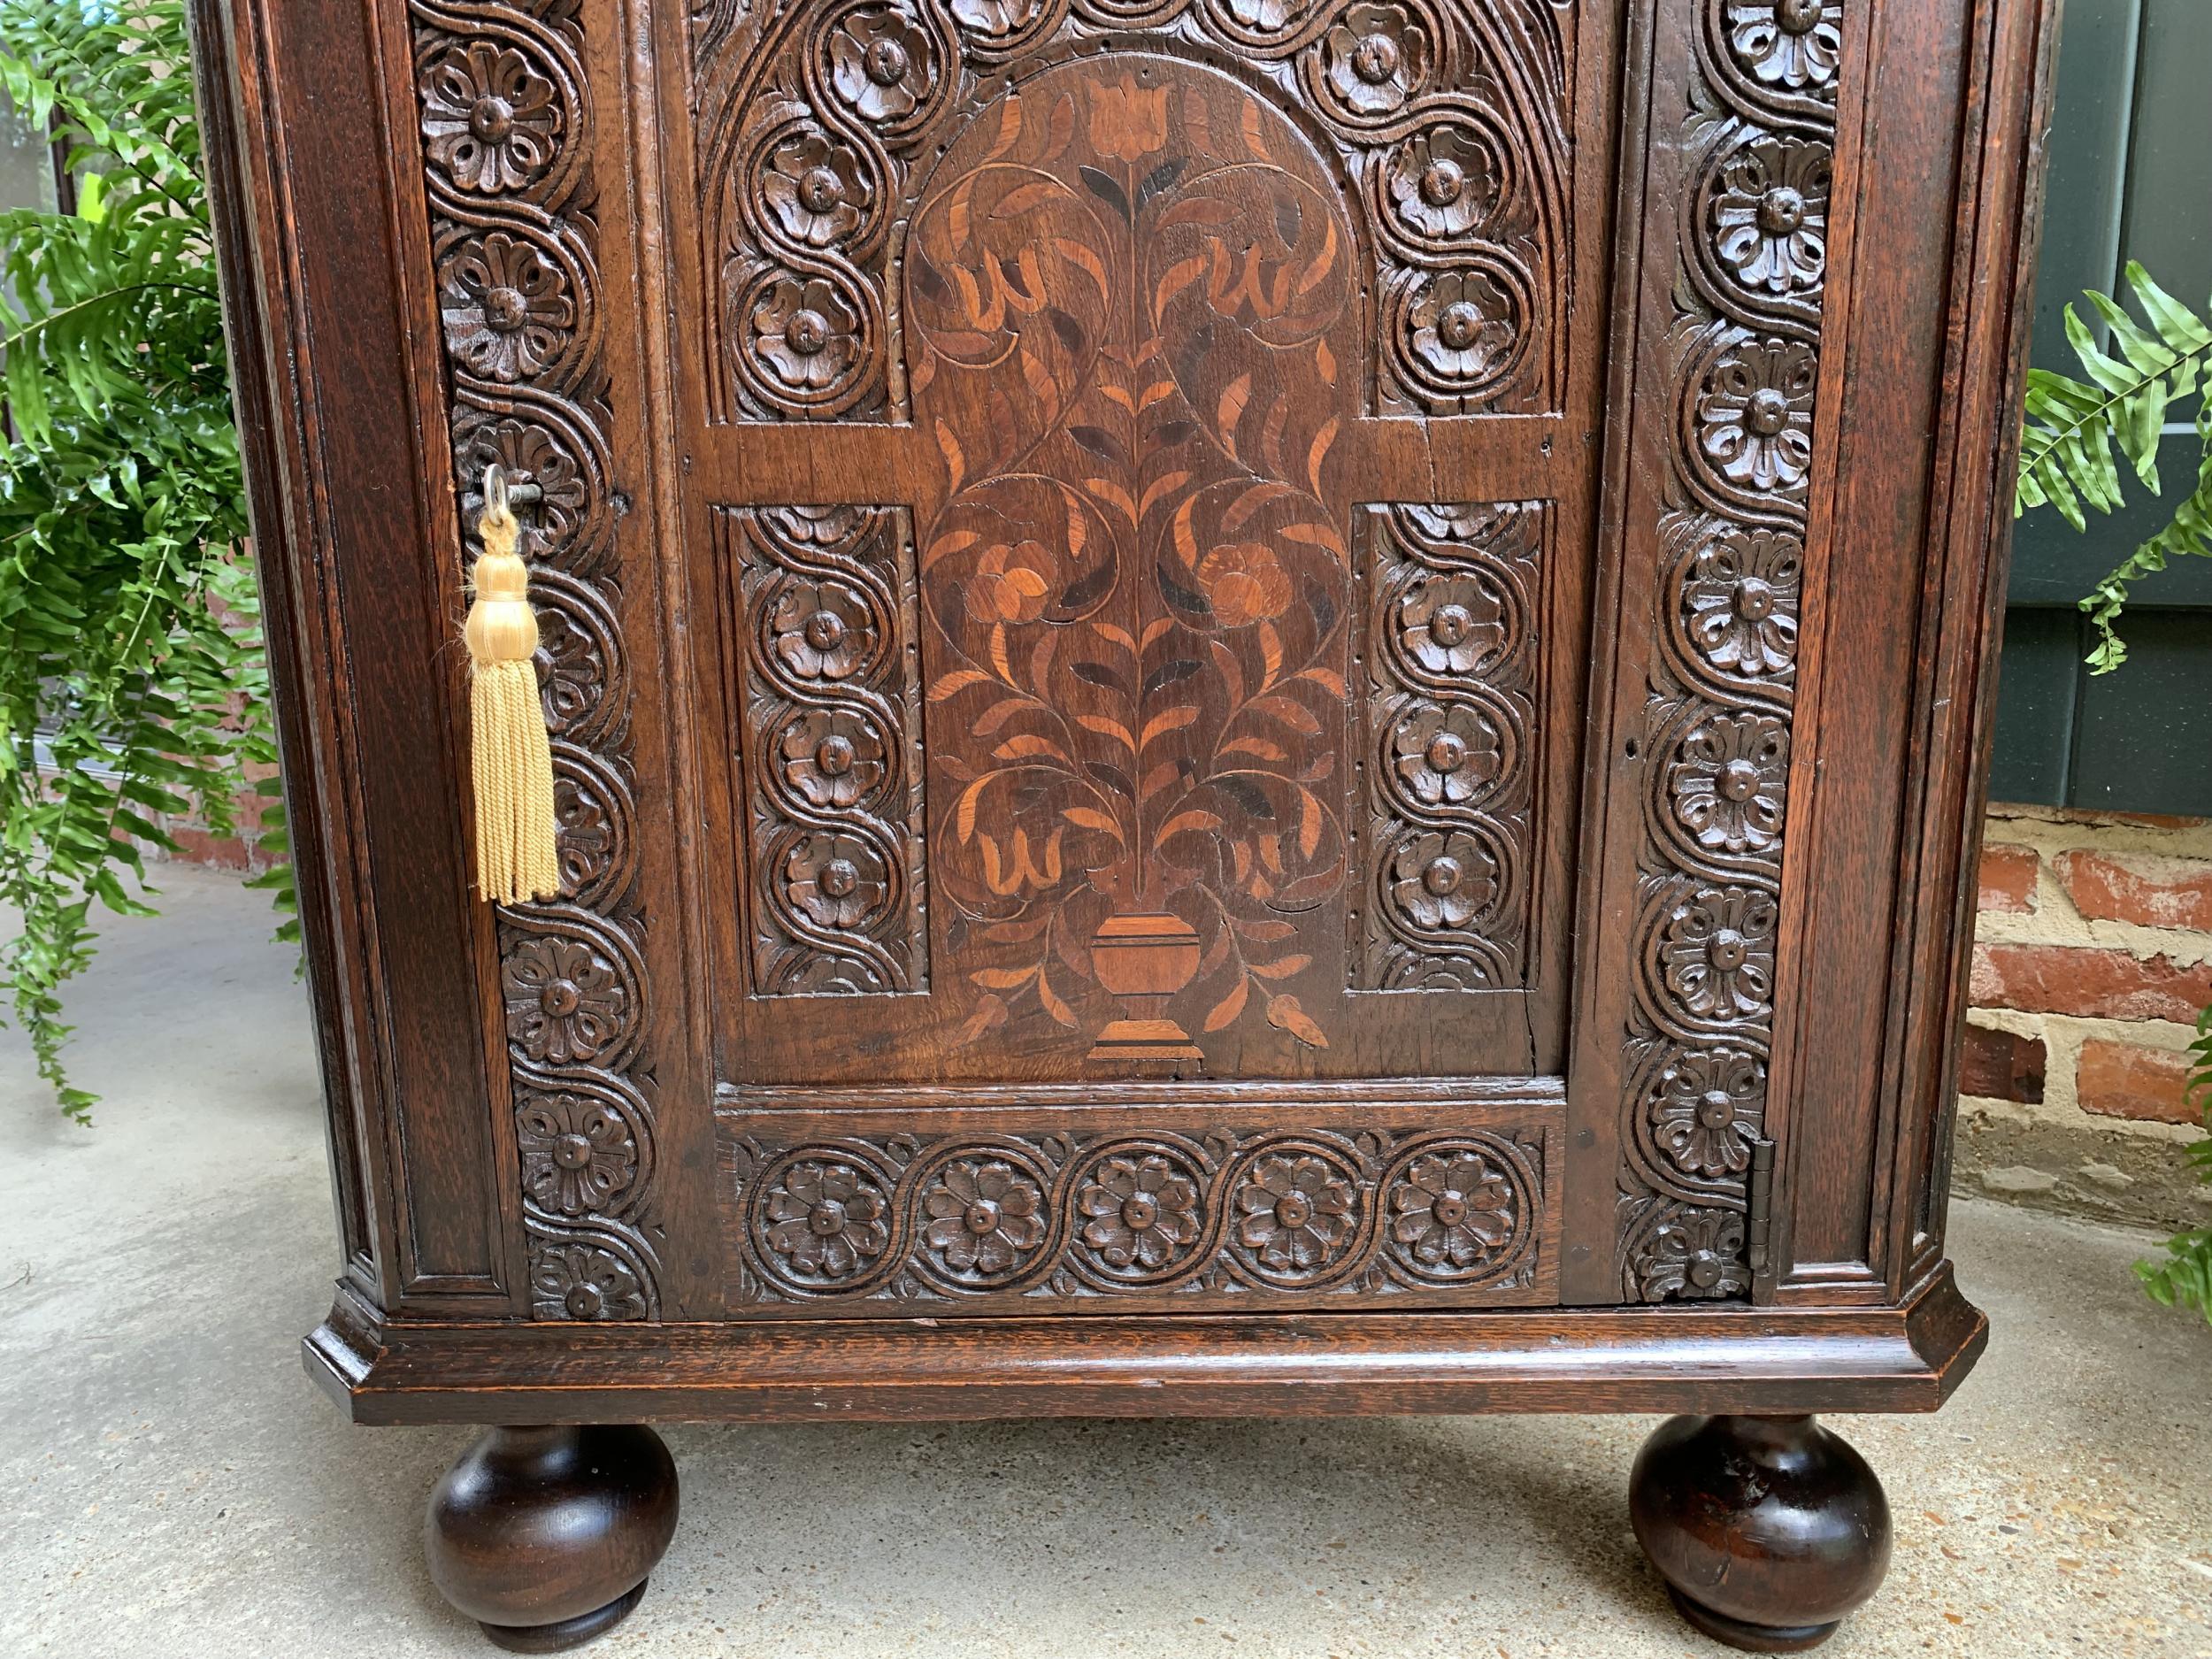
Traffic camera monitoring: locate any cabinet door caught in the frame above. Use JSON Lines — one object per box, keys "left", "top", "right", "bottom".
{"left": 653, "top": 0, "right": 1617, "bottom": 1316}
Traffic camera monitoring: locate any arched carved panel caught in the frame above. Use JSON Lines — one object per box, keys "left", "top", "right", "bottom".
{"left": 692, "top": 0, "right": 1571, "bottom": 421}
{"left": 706, "top": 42, "right": 1556, "bottom": 1081}
{"left": 687, "top": 0, "right": 1604, "bottom": 1314}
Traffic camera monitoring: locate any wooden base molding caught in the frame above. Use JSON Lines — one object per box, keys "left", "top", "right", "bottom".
{"left": 311, "top": 1266, "right": 1984, "bottom": 1426}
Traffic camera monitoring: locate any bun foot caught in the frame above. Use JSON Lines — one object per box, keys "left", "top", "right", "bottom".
{"left": 426, "top": 1425, "right": 678, "bottom": 1652}
{"left": 1663, "top": 1585, "right": 1839, "bottom": 1655}
{"left": 479, "top": 1579, "right": 649, "bottom": 1654}
{"left": 1629, "top": 1414, "right": 1891, "bottom": 1654}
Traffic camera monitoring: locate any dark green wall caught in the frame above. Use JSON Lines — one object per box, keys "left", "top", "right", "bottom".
{"left": 1994, "top": 0, "right": 2212, "bottom": 815}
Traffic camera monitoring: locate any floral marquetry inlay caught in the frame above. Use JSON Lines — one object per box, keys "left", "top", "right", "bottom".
{"left": 694, "top": 6, "right": 1576, "bottom": 1080}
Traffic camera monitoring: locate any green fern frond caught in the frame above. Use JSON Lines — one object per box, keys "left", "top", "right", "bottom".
{"left": 0, "top": 0, "right": 293, "bottom": 1120}
{"left": 2134, "top": 1008, "right": 2212, "bottom": 1324}
{"left": 2015, "top": 263, "right": 2212, "bottom": 672}
{"left": 2078, "top": 409, "right": 2212, "bottom": 672}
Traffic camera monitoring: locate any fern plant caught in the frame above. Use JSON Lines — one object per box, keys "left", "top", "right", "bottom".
{"left": 2134, "top": 1010, "right": 2212, "bottom": 1324}
{"left": 2017, "top": 265, "right": 2212, "bottom": 1318}
{"left": 1, "top": 0, "right": 290, "bottom": 1123}
{"left": 2015, "top": 260, "right": 2212, "bottom": 672}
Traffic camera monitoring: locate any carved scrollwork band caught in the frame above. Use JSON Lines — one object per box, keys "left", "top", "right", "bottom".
{"left": 1616, "top": 0, "right": 1838, "bottom": 1302}
{"left": 693, "top": 0, "right": 1570, "bottom": 421}
{"left": 410, "top": 0, "right": 661, "bottom": 1319}
{"left": 721, "top": 505, "right": 932, "bottom": 995}
{"left": 725, "top": 1118, "right": 1551, "bottom": 1310}
{"left": 1355, "top": 500, "right": 1540, "bottom": 990}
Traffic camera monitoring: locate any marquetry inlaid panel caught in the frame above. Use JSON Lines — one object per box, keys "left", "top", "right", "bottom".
{"left": 690, "top": 4, "right": 1591, "bottom": 1087}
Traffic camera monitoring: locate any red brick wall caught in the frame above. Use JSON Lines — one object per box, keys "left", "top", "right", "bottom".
{"left": 1965, "top": 804, "right": 2212, "bottom": 1135}
{"left": 146, "top": 766, "right": 281, "bottom": 875}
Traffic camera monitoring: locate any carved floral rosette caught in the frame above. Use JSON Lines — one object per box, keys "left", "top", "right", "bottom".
{"left": 1616, "top": 0, "right": 1840, "bottom": 1302}
{"left": 724, "top": 504, "right": 932, "bottom": 994}
{"left": 726, "top": 1123, "right": 1547, "bottom": 1307}
{"left": 411, "top": 0, "right": 662, "bottom": 1318}
{"left": 1356, "top": 500, "right": 1540, "bottom": 989}
{"left": 691, "top": 0, "right": 1571, "bottom": 422}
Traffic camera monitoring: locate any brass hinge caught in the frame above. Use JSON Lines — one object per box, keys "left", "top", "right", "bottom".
{"left": 1746, "top": 1136, "right": 1778, "bottom": 1274}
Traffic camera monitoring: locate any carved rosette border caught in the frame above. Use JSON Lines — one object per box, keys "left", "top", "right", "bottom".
{"left": 1616, "top": 0, "right": 1839, "bottom": 1302}
{"left": 726, "top": 1122, "right": 1548, "bottom": 1307}
{"left": 411, "top": 0, "right": 662, "bottom": 1319}
{"left": 721, "top": 505, "right": 931, "bottom": 994}
{"left": 1354, "top": 500, "right": 1542, "bottom": 991}
{"left": 691, "top": 0, "right": 1571, "bottom": 423}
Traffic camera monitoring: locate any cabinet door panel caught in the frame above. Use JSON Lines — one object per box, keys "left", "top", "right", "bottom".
{"left": 675, "top": 3, "right": 1607, "bottom": 1092}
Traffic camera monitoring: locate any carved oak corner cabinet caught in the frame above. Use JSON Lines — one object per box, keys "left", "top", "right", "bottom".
{"left": 195, "top": 0, "right": 2054, "bottom": 1647}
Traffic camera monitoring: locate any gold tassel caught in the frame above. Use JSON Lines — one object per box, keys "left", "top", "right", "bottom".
{"left": 465, "top": 469, "right": 560, "bottom": 904}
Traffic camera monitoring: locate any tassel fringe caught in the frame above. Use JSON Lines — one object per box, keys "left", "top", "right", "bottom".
{"left": 465, "top": 485, "right": 561, "bottom": 903}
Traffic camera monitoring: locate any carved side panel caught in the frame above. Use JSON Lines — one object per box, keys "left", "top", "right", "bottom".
{"left": 691, "top": 0, "right": 1572, "bottom": 423}
{"left": 722, "top": 504, "right": 930, "bottom": 994}
{"left": 1355, "top": 500, "right": 1541, "bottom": 990}
{"left": 1616, "top": 0, "right": 1839, "bottom": 1302}
{"left": 410, "top": 0, "right": 661, "bottom": 1319}
{"left": 718, "top": 1098, "right": 1562, "bottom": 1314}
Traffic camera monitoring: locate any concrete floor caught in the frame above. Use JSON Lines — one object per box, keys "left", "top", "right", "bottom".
{"left": 3, "top": 865, "right": 2210, "bottom": 1658}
